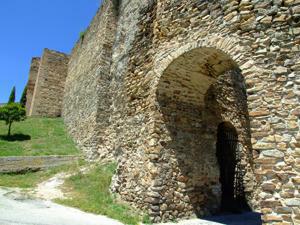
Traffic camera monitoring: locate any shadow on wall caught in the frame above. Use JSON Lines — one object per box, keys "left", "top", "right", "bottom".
{"left": 205, "top": 69, "right": 255, "bottom": 211}
{"left": 156, "top": 48, "right": 256, "bottom": 219}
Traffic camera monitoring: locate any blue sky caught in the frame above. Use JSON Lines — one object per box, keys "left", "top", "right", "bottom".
{"left": 0, "top": 0, "right": 101, "bottom": 103}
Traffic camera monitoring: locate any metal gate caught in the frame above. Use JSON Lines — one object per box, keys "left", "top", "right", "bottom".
{"left": 216, "top": 122, "right": 246, "bottom": 211}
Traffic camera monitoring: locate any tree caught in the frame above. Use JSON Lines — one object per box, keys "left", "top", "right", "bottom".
{"left": 20, "top": 85, "right": 27, "bottom": 107}
{"left": 0, "top": 103, "right": 26, "bottom": 136}
{"left": 8, "top": 86, "right": 16, "bottom": 103}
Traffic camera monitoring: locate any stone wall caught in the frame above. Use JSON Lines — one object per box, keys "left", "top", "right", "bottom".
{"left": 109, "top": 0, "right": 300, "bottom": 224}
{"left": 109, "top": 0, "right": 154, "bottom": 160}
{"left": 62, "top": 0, "right": 118, "bottom": 160}
{"left": 25, "top": 57, "right": 40, "bottom": 115}
{"left": 29, "top": 49, "right": 69, "bottom": 117}
{"left": 28, "top": 0, "right": 300, "bottom": 223}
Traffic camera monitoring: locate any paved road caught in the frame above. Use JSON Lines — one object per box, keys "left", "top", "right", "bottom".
{"left": 0, "top": 188, "right": 123, "bottom": 225}
{"left": 0, "top": 188, "right": 262, "bottom": 225}
{"left": 155, "top": 212, "right": 262, "bottom": 225}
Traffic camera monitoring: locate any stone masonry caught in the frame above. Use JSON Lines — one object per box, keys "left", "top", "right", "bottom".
{"left": 62, "top": 0, "right": 118, "bottom": 160}
{"left": 25, "top": 57, "right": 40, "bottom": 115}
{"left": 28, "top": 48, "right": 69, "bottom": 117}
{"left": 25, "top": 0, "right": 300, "bottom": 224}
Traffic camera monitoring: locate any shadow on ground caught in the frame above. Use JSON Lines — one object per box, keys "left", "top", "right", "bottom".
{"left": 0, "top": 134, "right": 31, "bottom": 142}
{"left": 203, "top": 212, "right": 262, "bottom": 225}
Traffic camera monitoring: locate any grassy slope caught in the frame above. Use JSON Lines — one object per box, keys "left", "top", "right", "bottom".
{"left": 0, "top": 119, "right": 149, "bottom": 224}
{"left": 0, "top": 162, "right": 84, "bottom": 188}
{"left": 56, "top": 164, "right": 148, "bottom": 225}
{"left": 0, "top": 160, "right": 149, "bottom": 224}
{"left": 0, "top": 117, "right": 79, "bottom": 156}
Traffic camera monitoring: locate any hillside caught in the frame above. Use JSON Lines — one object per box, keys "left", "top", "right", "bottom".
{"left": 0, "top": 117, "right": 79, "bottom": 156}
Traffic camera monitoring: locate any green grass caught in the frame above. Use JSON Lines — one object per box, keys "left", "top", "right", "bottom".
{"left": 0, "top": 162, "right": 84, "bottom": 188}
{"left": 0, "top": 117, "right": 79, "bottom": 156}
{"left": 56, "top": 163, "right": 144, "bottom": 225}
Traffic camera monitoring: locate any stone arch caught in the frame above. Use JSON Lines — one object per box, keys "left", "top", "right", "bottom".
{"left": 156, "top": 47, "right": 238, "bottom": 108}
{"left": 152, "top": 35, "right": 256, "bottom": 90}
{"left": 152, "top": 42, "right": 257, "bottom": 219}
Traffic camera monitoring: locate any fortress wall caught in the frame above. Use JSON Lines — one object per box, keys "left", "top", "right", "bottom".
{"left": 23, "top": 0, "right": 298, "bottom": 223}
{"left": 29, "top": 49, "right": 69, "bottom": 117}
{"left": 25, "top": 57, "right": 40, "bottom": 115}
{"left": 109, "top": 0, "right": 156, "bottom": 162}
{"left": 111, "top": 0, "right": 300, "bottom": 223}
{"left": 62, "top": 0, "right": 118, "bottom": 160}
{"left": 109, "top": 0, "right": 159, "bottom": 212}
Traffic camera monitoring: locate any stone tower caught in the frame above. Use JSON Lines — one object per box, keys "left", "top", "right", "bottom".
{"left": 26, "top": 48, "right": 69, "bottom": 117}
{"left": 25, "top": 57, "right": 40, "bottom": 115}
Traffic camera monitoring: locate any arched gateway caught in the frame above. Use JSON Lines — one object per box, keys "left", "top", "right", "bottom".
{"left": 58, "top": 0, "right": 299, "bottom": 223}
{"left": 151, "top": 47, "right": 256, "bottom": 220}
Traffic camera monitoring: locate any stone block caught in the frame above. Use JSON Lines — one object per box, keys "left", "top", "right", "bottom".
{"left": 285, "top": 199, "right": 300, "bottom": 207}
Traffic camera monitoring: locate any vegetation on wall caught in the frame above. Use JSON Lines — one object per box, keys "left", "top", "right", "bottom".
{"left": 79, "top": 30, "right": 87, "bottom": 43}
{"left": 113, "top": 0, "right": 121, "bottom": 15}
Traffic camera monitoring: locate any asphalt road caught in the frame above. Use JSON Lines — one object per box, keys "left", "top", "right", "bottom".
{"left": 0, "top": 188, "right": 123, "bottom": 225}
{"left": 155, "top": 212, "right": 262, "bottom": 225}
{"left": 0, "top": 188, "right": 262, "bottom": 225}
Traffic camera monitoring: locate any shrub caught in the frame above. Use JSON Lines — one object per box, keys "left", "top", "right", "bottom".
{"left": 8, "top": 86, "right": 16, "bottom": 103}
{"left": 0, "top": 103, "right": 26, "bottom": 136}
{"left": 20, "top": 85, "right": 27, "bottom": 107}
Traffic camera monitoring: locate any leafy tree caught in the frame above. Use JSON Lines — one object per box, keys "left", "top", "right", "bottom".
{"left": 20, "top": 85, "right": 27, "bottom": 107}
{"left": 8, "top": 86, "right": 16, "bottom": 103}
{"left": 0, "top": 103, "right": 26, "bottom": 136}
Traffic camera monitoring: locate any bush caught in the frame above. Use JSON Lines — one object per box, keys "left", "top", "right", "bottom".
{"left": 8, "top": 86, "right": 16, "bottom": 103}
{"left": 0, "top": 103, "right": 26, "bottom": 136}
{"left": 20, "top": 85, "right": 27, "bottom": 107}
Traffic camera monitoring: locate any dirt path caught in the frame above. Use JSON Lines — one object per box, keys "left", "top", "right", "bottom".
{"left": 33, "top": 172, "right": 70, "bottom": 200}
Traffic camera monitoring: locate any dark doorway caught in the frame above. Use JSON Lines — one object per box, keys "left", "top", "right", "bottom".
{"left": 216, "top": 122, "right": 249, "bottom": 213}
